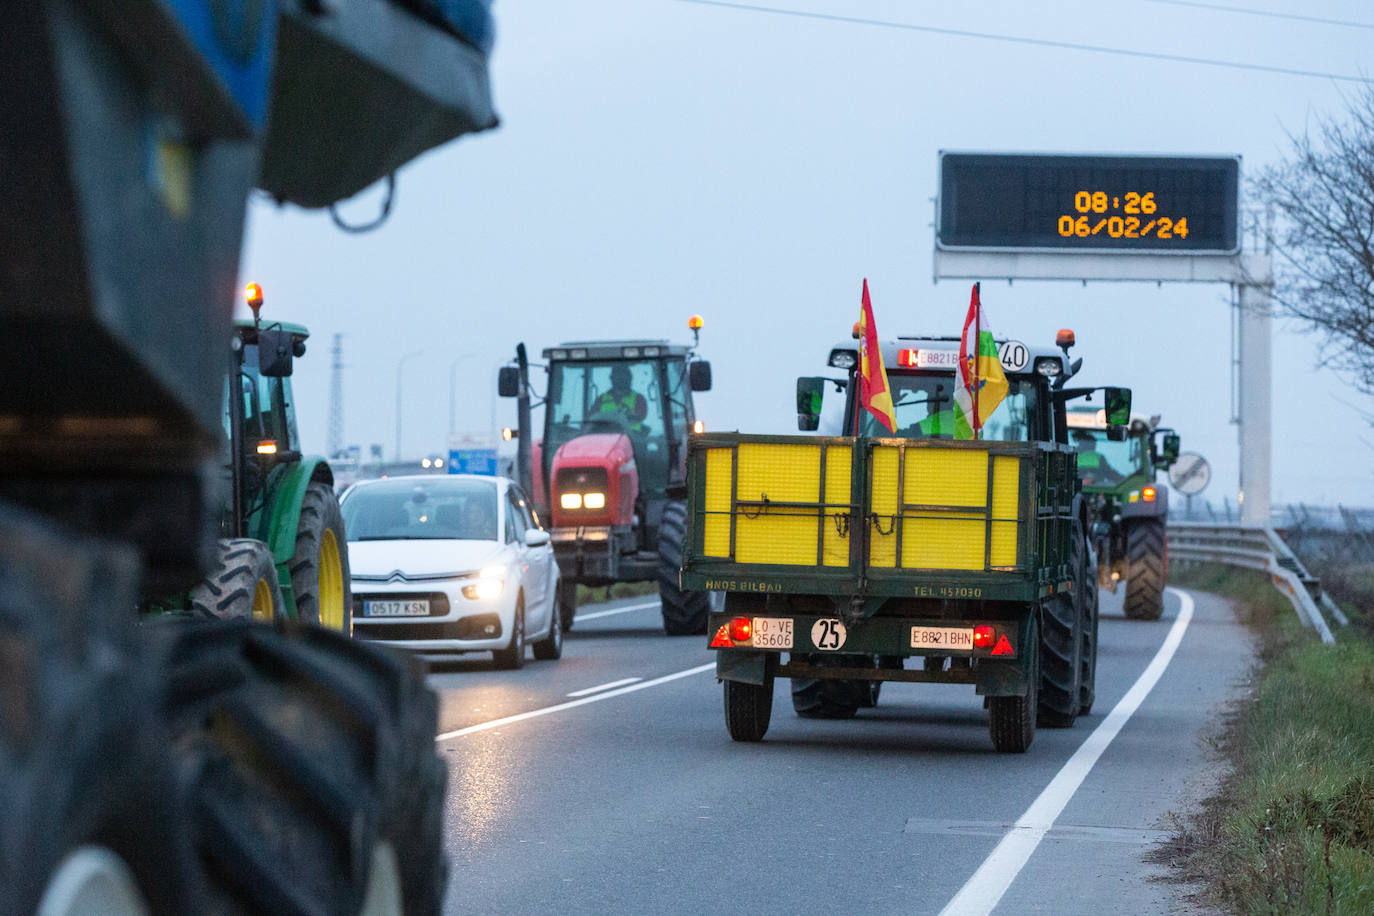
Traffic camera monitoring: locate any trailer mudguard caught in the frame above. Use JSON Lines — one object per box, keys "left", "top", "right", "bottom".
{"left": 716, "top": 650, "right": 771, "bottom": 686}
{"left": 974, "top": 609, "right": 1037, "bottom": 697}
{"left": 258, "top": 457, "right": 333, "bottom": 566}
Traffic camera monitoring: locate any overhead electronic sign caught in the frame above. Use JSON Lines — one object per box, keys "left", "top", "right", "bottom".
{"left": 937, "top": 153, "right": 1240, "bottom": 254}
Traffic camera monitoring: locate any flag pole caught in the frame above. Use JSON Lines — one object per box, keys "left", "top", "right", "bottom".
{"left": 973, "top": 282, "right": 981, "bottom": 441}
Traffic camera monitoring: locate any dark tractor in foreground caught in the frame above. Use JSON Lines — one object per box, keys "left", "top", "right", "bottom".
{"left": 683, "top": 328, "right": 1132, "bottom": 752}
{"left": 499, "top": 320, "right": 716, "bottom": 635}
{"left": 1068, "top": 408, "right": 1180, "bottom": 620}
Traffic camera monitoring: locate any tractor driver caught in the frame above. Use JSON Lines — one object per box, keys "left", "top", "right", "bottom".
{"left": 1074, "top": 430, "right": 1120, "bottom": 485}
{"left": 589, "top": 364, "right": 648, "bottom": 434}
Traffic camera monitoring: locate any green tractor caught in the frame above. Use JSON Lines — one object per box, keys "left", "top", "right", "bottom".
{"left": 1068, "top": 408, "right": 1180, "bottom": 620}
{"left": 161, "top": 284, "right": 350, "bottom": 631}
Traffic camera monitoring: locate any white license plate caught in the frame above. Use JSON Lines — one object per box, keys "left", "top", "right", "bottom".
{"left": 911, "top": 626, "right": 974, "bottom": 651}
{"left": 752, "top": 617, "right": 793, "bottom": 649}
{"left": 365, "top": 599, "right": 430, "bottom": 617}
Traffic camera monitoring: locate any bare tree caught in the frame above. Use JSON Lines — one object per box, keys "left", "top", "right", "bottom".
{"left": 1254, "top": 85, "right": 1374, "bottom": 396}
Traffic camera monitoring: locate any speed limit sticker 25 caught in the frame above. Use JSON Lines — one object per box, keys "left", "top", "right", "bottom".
{"left": 811, "top": 618, "right": 847, "bottom": 651}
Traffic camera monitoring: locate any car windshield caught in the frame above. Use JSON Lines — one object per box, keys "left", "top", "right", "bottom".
{"left": 1072, "top": 429, "right": 1143, "bottom": 485}
{"left": 853, "top": 371, "right": 1037, "bottom": 441}
{"left": 342, "top": 478, "right": 499, "bottom": 541}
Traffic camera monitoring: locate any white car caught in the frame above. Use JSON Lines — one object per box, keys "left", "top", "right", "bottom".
{"left": 342, "top": 474, "right": 562, "bottom": 668}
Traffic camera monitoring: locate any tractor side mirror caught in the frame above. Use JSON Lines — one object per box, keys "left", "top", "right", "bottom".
{"left": 689, "top": 360, "right": 712, "bottom": 392}
{"left": 497, "top": 366, "right": 520, "bottom": 398}
{"left": 1159, "top": 432, "right": 1181, "bottom": 466}
{"left": 257, "top": 329, "right": 295, "bottom": 377}
{"left": 1103, "top": 387, "right": 1132, "bottom": 427}
{"left": 796, "top": 377, "right": 824, "bottom": 431}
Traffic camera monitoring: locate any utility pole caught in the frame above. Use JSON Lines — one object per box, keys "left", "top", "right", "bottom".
{"left": 327, "top": 333, "right": 344, "bottom": 458}
{"left": 395, "top": 350, "right": 422, "bottom": 462}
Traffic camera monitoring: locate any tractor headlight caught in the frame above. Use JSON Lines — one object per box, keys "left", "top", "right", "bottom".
{"left": 583, "top": 491, "right": 606, "bottom": 509}
{"left": 560, "top": 492, "right": 582, "bottom": 510}
{"left": 1034, "top": 357, "right": 1062, "bottom": 379}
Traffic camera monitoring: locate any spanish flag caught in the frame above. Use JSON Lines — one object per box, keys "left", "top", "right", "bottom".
{"left": 858, "top": 279, "right": 897, "bottom": 434}
{"left": 954, "top": 282, "right": 1008, "bottom": 439}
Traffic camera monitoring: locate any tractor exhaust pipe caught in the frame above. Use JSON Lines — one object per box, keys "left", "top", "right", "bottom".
{"left": 515, "top": 342, "right": 533, "bottom": 499}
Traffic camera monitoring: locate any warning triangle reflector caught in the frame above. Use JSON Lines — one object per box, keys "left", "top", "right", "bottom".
{"left": 990, "top": 634, "right": 1015, "bottom": 656}
{"left": 709, "top": 625, "right": 735, "bottom": 648}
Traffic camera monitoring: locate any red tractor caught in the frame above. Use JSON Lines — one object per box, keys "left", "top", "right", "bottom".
{"left": 499, "top": 319, "right": 717, "bottom": 634}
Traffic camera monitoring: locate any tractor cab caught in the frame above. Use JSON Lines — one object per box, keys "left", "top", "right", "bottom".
{"left": 1066, "top": 409, "right": 1178, "bottom": 493}
{"left": 797, "top": 331, "right": 1131, "bottom": 445}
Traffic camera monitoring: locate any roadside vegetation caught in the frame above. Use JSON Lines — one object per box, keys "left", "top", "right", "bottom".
{"left": 576, "top": 581, "right": 657, "bottom": 605}
{"left": 1158, "top": 563, "right": 1374, "bottom": 913}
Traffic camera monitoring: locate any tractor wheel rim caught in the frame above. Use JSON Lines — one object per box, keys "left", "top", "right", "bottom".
{"left": 252, "top": 577, "right": 274, "bottom": 621}
{"left": 318, "top": 528, "right": 345, "bottom": 631}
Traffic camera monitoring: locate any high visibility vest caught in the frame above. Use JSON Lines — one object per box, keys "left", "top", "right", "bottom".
{"left": 595, "top": 391, "right": 645, "bottom": 431}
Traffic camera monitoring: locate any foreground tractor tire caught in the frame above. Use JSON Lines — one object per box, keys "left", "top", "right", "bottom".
{"left": 1123, "top": 518, "right": 1166, "bottom": 621}
{"left": 723, "top": 678, "right": 773, "bottom": 742}
{"left": 657, "top": 500, "right": 712, "bottom": 635}
{"left": 1037, "top": 592, "right": 1082, "bottom": 728}
{"left": 1, "top": 506, "right": 195, "bottom": 915}
{"left": 148, "top": 619, "right": 448, "bottom": 915}
{"left": 989, "top": 622, "right": 1039, "bottom": 754}
{"left": 189, "top": 538, "right": 283, "bottom": 622}
{"left": 290, "top": 480, "right": 352, "bottom": 632}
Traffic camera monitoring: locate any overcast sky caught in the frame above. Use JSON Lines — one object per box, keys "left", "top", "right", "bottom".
{"left": 240, "top": 0, "right": 1373, "bottom": 510}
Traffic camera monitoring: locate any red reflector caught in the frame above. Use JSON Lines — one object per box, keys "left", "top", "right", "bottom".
{"left": 729, "top": 616, "right": 752, "bottom": 642}
{"left": 1142, "top": 486, "right": 1156, "bottom": 502}
{"left": 709, "top": 625, "right": 734, "bottom": 649}
{"left": 990, "top": 634, "right": 1015, "bottom": 656}
{"left": 898, "top": 348, "right": 918, "bottom": 367}
{"left": 972, "top": 625, "right": 995, "bottom": 649}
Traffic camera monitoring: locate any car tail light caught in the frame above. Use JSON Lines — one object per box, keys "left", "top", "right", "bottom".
{"left": 729, "top": 617, "right": 752, "bottom": 642}
{"left": 972, "top": 625, "right": 995, "bottom": 649}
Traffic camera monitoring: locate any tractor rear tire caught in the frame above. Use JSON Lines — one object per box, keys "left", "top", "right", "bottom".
{"left": 1037, "top": 592, "right": 1082, "bottom": 728}
{"left": 148, "top": 619, "right": 447, "bottom": 914}
{"left": 791, "top": 655, "right": 867, "bottom": 719}
{"left": 723, "top": 679, "right": 773, "bottom": 742}
{"left": 657, "top": 500, "right": 711, "bottom": 635}
{"left": 1123, "top": 518, "right": 1166, "bottom": 620}
{"left": 557, "top": 579, "right": 577, "bottom": 632}
{"left": 1074, "top": 520, "right": 1100, "bottom": 716}
{"left": 989, "top": 623, "right": 1039, "bottom": 753}
{"left": 189, "top": 538, "right": 283, "bottom": 622}
{"left": 290, "top": 480, "right": 351, "bottom": 632}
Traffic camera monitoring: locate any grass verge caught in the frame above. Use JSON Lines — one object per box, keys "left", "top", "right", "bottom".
{"left": 574, "top": 581, "right": 658, "bottom": 606}
{"left": 1157, "top": 563, "right": 1374, "bottom": 913}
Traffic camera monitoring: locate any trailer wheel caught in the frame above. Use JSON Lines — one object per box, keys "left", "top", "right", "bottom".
{"left": 989, "top": 623, "right": 1038, "bottom": 753}
{"left": 791, "top": 655, "right": 866, "bottom": 719}
{"left": 1123, "top": 517, "right": 1166, "bottom": 620}
{"left": 557, "top": 579, "right": 577, "bottom": 632}
{"left": 1037, "top": 592, "right": 1082, "bottom": 728}
{"left": 149, "top": 620, "right": 447, "bottom": 914}
{"left": 1073, "top": 520, "right": 1099, "bottom": 715}
{"left": 657, "top": 500, "right": 712, "bottom": 635}
{"left": 723, "top": 678, "right": 773, "bottom": 742}
{"left": 190, "top": 538, "right": 283, "bottom": 621}
{"left": 290, "top": 480, "right": 352, "bottom": 632}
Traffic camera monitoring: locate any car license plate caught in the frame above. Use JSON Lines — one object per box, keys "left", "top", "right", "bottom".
{"left": 752, "top": 617, "right": 793, "bottom": 649}
{"left": 365, "top": 599, "right": 430, "bottom": 617}
{"left": 911, "top": 626, "right": 974, "bottom": 651}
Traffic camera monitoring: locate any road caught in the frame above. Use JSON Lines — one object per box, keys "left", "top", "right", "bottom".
{"left": 428, "top": 586, "right": 1251, "bottom": 915}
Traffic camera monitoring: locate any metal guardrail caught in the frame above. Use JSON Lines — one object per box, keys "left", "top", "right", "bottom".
{"left": 1168, "top": 522, "right": 1340, "bottom": 644}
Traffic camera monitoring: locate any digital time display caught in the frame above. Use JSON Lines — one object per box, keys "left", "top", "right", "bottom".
{"left": 937, "top": 153, "right": 1239, "bottom": 253}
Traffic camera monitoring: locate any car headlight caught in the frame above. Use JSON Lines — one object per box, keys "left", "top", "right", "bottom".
{"left": 462, "top": 566, "right": 506, "bottom": 600}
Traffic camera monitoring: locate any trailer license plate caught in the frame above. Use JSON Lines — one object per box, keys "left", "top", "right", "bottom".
{"left": 911, "top": 627, "right": 974, "bottom": 651}
{"left": 752, "top": 617, "right": 793, "bottom": 649}
{"left": 365, "top": 599, "right": 430, "bottom": 617}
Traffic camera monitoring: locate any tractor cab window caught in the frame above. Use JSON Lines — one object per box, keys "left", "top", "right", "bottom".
{"left": 1072, "top": 429, "right": 1143, "bottom": 486}
{"left": 853, "top": 372, "right": 1039, "bottom": 442}
{"left": 663, "top": 358, "right": 689, "bottom": 442}
{"left": 226, "top": 343, "right": 294, "bottom": 451}
{"left": 546, "top": 357, "right": 668, "bottom": 460}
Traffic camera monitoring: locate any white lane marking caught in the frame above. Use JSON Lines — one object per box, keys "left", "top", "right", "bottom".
{"left": 435, "top": 662, "right": 714, "bottom": 742}
{"left": 574, "top": 600, "right": 659, "bottom": 622}
{"left": 566, "top": 677, "right": 643, "bottom": 698}
{"left": 939, "top": 588, "right": 1195, "bottom": 916}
